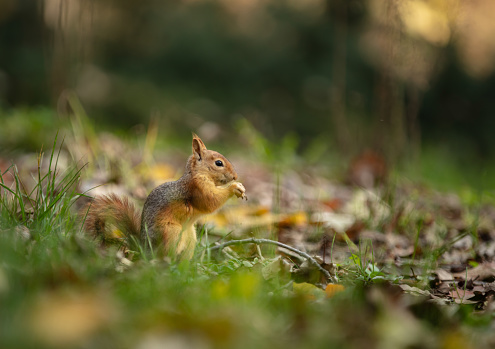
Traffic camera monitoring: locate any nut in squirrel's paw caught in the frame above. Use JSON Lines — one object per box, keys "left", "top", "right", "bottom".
{"left": 217, "top": 181, "right": 247, "bottom": 200}
{"left": 232, "top": 181, "right": 247, "bottom": 200}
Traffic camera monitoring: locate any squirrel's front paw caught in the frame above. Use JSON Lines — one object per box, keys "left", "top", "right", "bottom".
{"left": 232, "top": 182, "right": 247, "bottom": 200}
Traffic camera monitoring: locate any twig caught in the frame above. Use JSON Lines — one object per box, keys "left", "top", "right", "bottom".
{"left": 208, "top": 238, "right": 336, "bottom": 283}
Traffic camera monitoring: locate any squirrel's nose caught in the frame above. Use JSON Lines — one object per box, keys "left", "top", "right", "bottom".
{"left": 233, "top": 174, "right": 238, "bottom": 181}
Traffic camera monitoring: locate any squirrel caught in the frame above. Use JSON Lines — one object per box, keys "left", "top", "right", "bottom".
{"left": 83, "top": 133, "right": 246, "bottom": 260}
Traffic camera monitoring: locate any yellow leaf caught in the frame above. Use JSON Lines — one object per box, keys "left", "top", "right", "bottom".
{"left": 202, "top": 205, "right": 280, "bottom": 229}
{"left": 253, "top": 206, "right": 270, "bottom": 216}
{"left": 279, "top": 211, "right": 308, "bottom": 228}
{"left": 28, "top": 290, "right": 115, "bottom": 347}
{"left": 325, "top": 284, "right": 345, "bottom": 298}
{"left": 137, "top": 163, "right": 176, "bottom": 184}
{"left": 293, "top": 282, "right": 325, "bottom": 301}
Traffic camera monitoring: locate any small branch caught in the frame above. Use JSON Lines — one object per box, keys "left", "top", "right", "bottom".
{"left": 208, "top": 238, "right": 336, "bottom": 283}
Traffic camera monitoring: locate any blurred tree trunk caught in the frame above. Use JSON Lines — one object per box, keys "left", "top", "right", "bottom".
{"left": 406, "top": 86, "right": 421, "bottom": 162}
{"left": 50, "top": 0, "right": 70, "bottom": 103}
{"left": 43, "top": 0, "right": 94, "bottom": 111}
{"left": 372, "top": 0, "right": 408, "bottom": 164}
{"left": 329, "top": 0, "right": 350, "bottom": 154}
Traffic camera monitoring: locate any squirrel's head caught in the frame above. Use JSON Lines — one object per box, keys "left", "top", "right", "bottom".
{"left": 188, "top": 133, "right": 238, "bottom": 185}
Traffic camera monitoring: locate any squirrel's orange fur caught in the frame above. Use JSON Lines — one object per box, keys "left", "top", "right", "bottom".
{"left": 83, "top": 134, "right": 246, "bottom": 260}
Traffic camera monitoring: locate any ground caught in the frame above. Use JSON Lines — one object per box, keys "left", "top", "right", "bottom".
{"left": 1, "top": 113, "right": 495, "bottom": 349}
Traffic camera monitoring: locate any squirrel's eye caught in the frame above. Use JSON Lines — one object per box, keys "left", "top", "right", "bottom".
{"left": 215, "top": 160, "right": 224, "bottom": 167}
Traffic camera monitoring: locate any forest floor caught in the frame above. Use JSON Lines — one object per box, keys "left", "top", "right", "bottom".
{"left": 1, "top": 111, "right": 495, "bottom": 349}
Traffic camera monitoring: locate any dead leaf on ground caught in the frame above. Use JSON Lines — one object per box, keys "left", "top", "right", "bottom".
{"left": 452, "top": 262, "right": 495, "bottom": 281}
{"left": 310, "top": 212, "right": 355, "bottom": 233}
{"left": 278, "top": 211, "right": 308, "bottom": 228}
{"left": 28, "top": 289, "right": 117, "bottom": 347}
{"left": 261, "top": 256, "right": 291, "bottom": 280}
{"left": 434, "top": 269, "right": 453, "bottom": 281}
{"left": 399, "top": 284, "right": 431, "bottom": 297}
{"left": 202, "top": 205, "right": 279, "bottom": 229}
{"left": 325, "top": 284, "right": 345, "bottom": 298}
{"left": 292, "top": 282, "right": 325, "bottom": 301}
{"left": 448, "top": 288, "right": 478, "bottom": 304}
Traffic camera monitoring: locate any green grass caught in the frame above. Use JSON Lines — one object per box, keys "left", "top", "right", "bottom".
{"left": 0, "top": 134, "right": 86, "bottom": 231}
{"left": 0, "top": 108, "right": 64, "bottom": 153}
{"left": 401, "top": 145, "right": 495, "bottom": 204}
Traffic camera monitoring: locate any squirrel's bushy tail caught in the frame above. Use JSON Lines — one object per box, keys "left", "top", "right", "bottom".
{"left": 83, "top": 194, "right": 141, "bottom": 242}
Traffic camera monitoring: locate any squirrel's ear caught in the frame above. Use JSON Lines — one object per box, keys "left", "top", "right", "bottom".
{"left": 192, "top": 133, "right": 207, "bottom": 160}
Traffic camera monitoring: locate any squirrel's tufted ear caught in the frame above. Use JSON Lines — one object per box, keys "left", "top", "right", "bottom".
{"left": 192, "top": 133, "right": 207, "bottom": 160}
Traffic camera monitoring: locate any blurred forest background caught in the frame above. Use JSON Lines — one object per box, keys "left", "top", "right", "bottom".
{"left": 1, "top": 0, "right": 495, "bottom": 183}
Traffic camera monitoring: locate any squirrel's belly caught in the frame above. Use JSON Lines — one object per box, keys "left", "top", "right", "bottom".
{"left": 176, "top": 221, "right": 197, "bottom": 259}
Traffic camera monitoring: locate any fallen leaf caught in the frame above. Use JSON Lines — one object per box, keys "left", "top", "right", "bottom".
{"left": 28, "top": 290, "right": 116, "bottom": 347}
{"left": 435, "top": 269, "right": 453, "bottom": 281}
{"left": 399, "top": 284, "right": 431, "bottom": 297}
{"left": 310, "top": 212, "right": 355, "bottom": 232}
{"left": 261, "top": 256, "right": 287, "bottom": 280}
{"left": 325, "top": 284, "right": 345, "bottom": 298}
{"left": 452, "top": 262, "right": 495, "bottom": 281}
{"left": 278, "top": 211, "right": 308, "bottom": 228}
{"left": 203, "top": 205, "right": 280, "bottom": 229}
{"left": 321, "top": 198, "right": 343, "bottom": 211}
{"left": 448, "top": 289, "right": 477, "bottom": 304}
{"left": 141, "top": 163, "right": 176, "bottom": 185}
{"left": 293, "top": 282, "right": 325, "bottom": 301}
{"left": 345, "top": 189, "right": 390, "bottom": 224}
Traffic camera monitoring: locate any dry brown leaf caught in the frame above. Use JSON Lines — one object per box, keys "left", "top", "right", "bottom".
{"left": 434, "top": 269, "right": 454, "bottom": 282}
{"left": 321, "top": 198, "right": 343, "bottom": 211}
{"left": 453, "top": 262, "right": 495, "bottom": 281}
{"left": 448, "top": 289, "right": 477, "bottom": 303}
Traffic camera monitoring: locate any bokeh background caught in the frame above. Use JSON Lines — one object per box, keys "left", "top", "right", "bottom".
{"left": 3, "top": 3, "right": 495, "bottom": 348}
{"left": 2, "top": 0, "right": 495, "bottom": 186}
